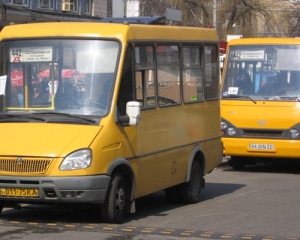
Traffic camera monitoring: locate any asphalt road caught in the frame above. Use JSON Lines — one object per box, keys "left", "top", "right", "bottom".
{"left": 0, "top": 159, "right": 300, "bottom": 240}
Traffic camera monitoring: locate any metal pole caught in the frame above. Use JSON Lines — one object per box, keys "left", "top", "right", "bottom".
{"left": 213, "top": 0, "right": 217, "bottom": 29}
{"left": 123, "top": 0, "right": 127, "bottom": 17}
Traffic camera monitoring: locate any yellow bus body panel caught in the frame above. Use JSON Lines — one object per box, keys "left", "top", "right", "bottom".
{"left": 222, "top": 99, "right": 300, "bottom": 158}
{"left": 0, "top": 22, "right": 219, "bottom": 43}
{"left": 227, "top": 37, "right": 300, "bottom": 46}
{"left": 221, "top": 38, "right": 300, "bottom": 160}
{"left": 0, "top": 22, "right": 221, "bottom": 202}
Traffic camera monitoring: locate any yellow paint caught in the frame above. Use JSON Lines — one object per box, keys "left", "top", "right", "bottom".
{"left": 0, "top": 21, "right": 221, "bottom": 207}
{"left": 221, "top": 38, "right": 300, "bottom": 159}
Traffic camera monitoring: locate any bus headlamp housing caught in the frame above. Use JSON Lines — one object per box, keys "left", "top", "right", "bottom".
{"left": 221, "top": 118, "right": 239, "bottom": 137}
{"left": 289, "top": 128, "right": 300, "bottom": 139}
{"left": 60, "top": 149, "right": 92, "bottom": 170}
{"left": 221, "top": 121, "right": 227, "bottom": 130}
{"left": 227, "top": 127, "right": 237, "bottom": 136}
{"left": 286, "top": 124, "right": 300, "bottom": 139}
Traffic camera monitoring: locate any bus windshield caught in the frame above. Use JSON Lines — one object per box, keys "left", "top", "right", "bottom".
{"left": 0, "top": 39, "right": 119, "bottom": 116}
{"left": 222, "top": 45, "right": 300, "bottom": 101}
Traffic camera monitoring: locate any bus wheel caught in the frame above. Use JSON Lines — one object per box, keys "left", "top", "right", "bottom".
{"left": 230, "top": 157, "right": 245, "bottom": 170}
{"left": 0, "top": 201, "right": 3, "bottom": 214}
{"left": 101, "top": 173, "right": 126, "bottom": 223}
{"left": 178, "top": 161, "right": 202, "bottom": 204}
{"left": 165, "top": 186, "right": 181, "bottom": 204}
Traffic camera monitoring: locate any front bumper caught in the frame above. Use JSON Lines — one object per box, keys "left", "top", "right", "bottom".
{"left": 223, "top": 137, "right": 300, "bottom": 158}
{"left": 0, "top": 175, "right": 111, "bottom": 204}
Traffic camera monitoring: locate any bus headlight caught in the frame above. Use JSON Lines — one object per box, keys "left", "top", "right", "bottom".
{"left": 221, "top": 118, "right": 239, "bottom": 136}
{"left": 60, "top": 149, "right": 92, "bottom": 170}
{"left": 221, "top": 121, "right": 227, "bottom": 130}
{"left": 228, "top": 127, "right": 237, "bottom": 136}
{"left": 290, "top": 128, "right": 300, "bottom": 138}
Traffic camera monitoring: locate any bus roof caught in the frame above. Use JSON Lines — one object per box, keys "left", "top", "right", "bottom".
{"left": 99, "top": 16, "right": 166, "bottom": 25}
{"left": 0, "top": 22, "right": 219, "bottom": 43}
{"left": 228, "top": 38, "right": 300, "bottom": 46}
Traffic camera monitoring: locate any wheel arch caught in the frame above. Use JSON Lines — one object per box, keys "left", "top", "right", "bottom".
{"left": 185, "top": 145, "right": 206, "bottom": 182}
{"left": 106, "top": 158, "right": 136, "bottom": 202}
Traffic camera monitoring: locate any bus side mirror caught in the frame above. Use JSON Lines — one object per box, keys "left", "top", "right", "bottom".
{"left": 126, "top": 101, "right": 140, "bottom": 126}
{"left": 117, "top": 101, "right": 141, "bottom": 126}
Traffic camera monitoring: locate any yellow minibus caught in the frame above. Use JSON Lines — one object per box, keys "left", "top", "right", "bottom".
{"left": 221, "top": 38, "right": 300, "bottom": 170}
{"left": 0, "top": 17, "right": 222, "bottom": 223}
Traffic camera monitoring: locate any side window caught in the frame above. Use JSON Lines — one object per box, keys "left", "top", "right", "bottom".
{"left": 204, "top": 45, "right": 219, "bottom": 100}
{"left": 134, "top": 45, "right": 155, "bottom": 108}
{"left": 85, "top": 0, "right": 92, "bottom": 14}
{"left": 157, "top": 45, "right": 180, "bottom": 106}
{"left": 7, "top": 63, "right": 51, "bottom": 108}
{"left": 182, "top": 46, "right": 203, "bottom": 103}
{"left": 8, "top": 63, "right": 24, "bottom": 108}
{"left": 10, "top": 0, "right": 28, "bottom": 6}
{"left": 38, "top": 0, "right": 55, "bottom": 10}
{"left": 117, "top": 45, "right": 134, "bottom": 116}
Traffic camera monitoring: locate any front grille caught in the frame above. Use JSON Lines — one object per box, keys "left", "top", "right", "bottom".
{"left": 242, "top": 129, "right": 283, "bottom": 138}
{"left": 0, "top": 158, "right": 52, "bottom": 174}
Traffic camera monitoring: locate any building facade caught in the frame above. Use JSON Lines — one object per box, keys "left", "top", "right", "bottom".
{"left": 0, "top": 0, "right": 110, "bottom": 29}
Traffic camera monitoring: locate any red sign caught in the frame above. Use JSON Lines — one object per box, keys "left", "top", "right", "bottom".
{"left": 38, "top": 69, "right": 85, "bottom": 80}
{"left": 11, "top": 71, "right": 23, "bottom": 86}
{"left": 38, "top": 69, "right": 73, "bottom": 79}
{"left": 220, "top": 41, "right": 228, "bottom": 54}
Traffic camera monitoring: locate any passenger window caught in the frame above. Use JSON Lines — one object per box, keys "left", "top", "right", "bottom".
{"left": 182, "top": 46, "right": 203, "bottom": 103}
{"left": 204, "top": 45, "right": 219, "bottom": 100}
{"left": 8, "top": 63, "right": 24, "bottom": 108}
{"left": 135, "top": 45, "right": 155, "bottom": 108}
{"left": 157, "top": 45, "right": 180, "bottom": 106}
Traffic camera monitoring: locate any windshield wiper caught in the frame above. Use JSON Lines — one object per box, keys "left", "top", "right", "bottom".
{"left": 223, "top": 94, "right": 257, "bottom": 104}
{"left": 0, "top": 114, "right": 45, "bottom": 122}
{"left": 262, "top": 96, "right": 300, "bottom": 102}
{"left": 33, "top": 112, "right": 96, "bottom": 123}
{"left": 280, "top": 96, "right": 300, "bottom": 102}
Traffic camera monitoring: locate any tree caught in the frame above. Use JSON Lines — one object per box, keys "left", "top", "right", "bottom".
{"left": 139, "top": 0, "right": 214, "bottom": 27}
{"left": 217, "top": 0, "right": 284, "bottom": 39}
{"left": 284, "top": 1, "right": 300, "bottom": 37}
{"left": 138, "top": 0, "right": 299, "bottom": 39}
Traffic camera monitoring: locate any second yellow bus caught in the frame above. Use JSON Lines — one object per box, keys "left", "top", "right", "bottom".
{"left": 221, "top": 38, "right": 300, "bottom": 169}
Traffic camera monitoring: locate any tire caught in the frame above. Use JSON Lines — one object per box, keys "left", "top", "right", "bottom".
{"left": 230, "top": 157, "right": 246, "bottom": 170}
{"left": 0, "top": 201, "right": 3, "bottom": 214}
{"left": 165, "top": 186, "right": 181, "bottom": 204}
{"left": 178, "top": 161, "right": 202, "bottom": 204}
{"left": 101, "top": 173, "right": 126, "bottom": 223}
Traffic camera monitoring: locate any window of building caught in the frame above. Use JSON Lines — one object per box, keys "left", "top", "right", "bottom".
{"left": 11, "top": 0, "right": 28, "bottom": 6}
{"left": 182, "top": 46, "right": 203, "bottom": 103}
{"left": 39, "top": 0, "right": 54, "bottom": 10}
{"left": 85, "top": 0, "right": 92, "bottom": 14}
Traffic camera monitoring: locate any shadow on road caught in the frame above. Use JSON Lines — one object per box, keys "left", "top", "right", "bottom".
{"left": 222, "top": 160, "right": 300, "bottom": 174}
{"left": 200, "top": 182, "right": 245, "bottom": 202}
{"left": 0, "top": 181, "right": 245, "bottom": 224}
{"left": 128, "top": 181, "right": 245, "bottom": 222}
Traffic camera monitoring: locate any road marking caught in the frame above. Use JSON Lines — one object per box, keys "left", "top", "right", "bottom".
{"left": 0, "top": 219, "right": 298, "bottom": 240}
{"left": 28, "top": 222, "right": 38, "bottom": 225}
{"left": 46, "top": 223, "right": 57, "bottom": 226}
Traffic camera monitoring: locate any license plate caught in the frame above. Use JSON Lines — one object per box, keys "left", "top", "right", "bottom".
{"left": 249, "top": 143, "right": 275, "bottom": 151}
{"left": 0, "top": 188, "right": 39, "bottom": 197}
